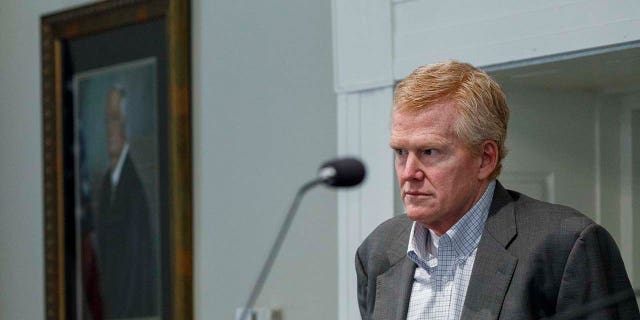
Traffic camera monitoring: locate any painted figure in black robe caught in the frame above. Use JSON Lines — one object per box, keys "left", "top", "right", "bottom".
{"left": 95, "top": 87, "right": 158, "bottom": 318}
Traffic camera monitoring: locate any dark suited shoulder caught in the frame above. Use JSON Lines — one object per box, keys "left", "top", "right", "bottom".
{"left": 511, "top": 189, "right": 594, "bottom": 233}
{"left": 494, "top": 188, "right": 639, "bottom": 319}
{"left": 508, "top": 190, "right": 597, "bottom": 257}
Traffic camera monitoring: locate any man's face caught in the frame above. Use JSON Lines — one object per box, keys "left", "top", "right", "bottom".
{"left": 390, "top": 101, "right": 486, "bottom": 235}
{"left": 106, "top": 89, "right": 126, "bottom": 171}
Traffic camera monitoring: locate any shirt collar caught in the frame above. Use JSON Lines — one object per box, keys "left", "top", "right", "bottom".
{"left": 407, "top": 181, "right": 496, "bottom": 267}
{"left": 111, "top": 143, "right": 129, "bottom": 187}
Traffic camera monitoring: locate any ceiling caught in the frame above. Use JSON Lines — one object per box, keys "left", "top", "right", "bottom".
{"left": 487, "top": 44, "right": 640, "bottom": 94}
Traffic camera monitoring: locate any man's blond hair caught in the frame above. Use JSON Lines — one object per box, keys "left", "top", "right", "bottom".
{"left": 394, "top": 60, "right": 509, "bottom": 179}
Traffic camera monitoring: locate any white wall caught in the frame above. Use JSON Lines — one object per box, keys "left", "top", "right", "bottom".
{"left": 500, "top": 86, "right": 598, "bottom": 217}
{"left": 0, "top": 1, "right": 337, "bottom": 319}
{"left": 598, "top": 94, "right": 623, "bottom": 242}
{"left": 620, "top": 92, "right": 640, "bottom": 288}
{"left": 392, "top": 0, "right": 640, "bottom": 79}
{"left": 193, "top": 1, "right": 336, "bottom": 319}
{"left": 0, "top": 2, "right": 86, "bottom": 319}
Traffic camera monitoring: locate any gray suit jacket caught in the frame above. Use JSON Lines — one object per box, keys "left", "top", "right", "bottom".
{"left": 356, "top": 182, "right": 640, "bottom": 319}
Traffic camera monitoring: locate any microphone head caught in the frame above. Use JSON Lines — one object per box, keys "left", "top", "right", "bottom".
{"left": 318, "top": 157, "right": 366, "bottom": 187}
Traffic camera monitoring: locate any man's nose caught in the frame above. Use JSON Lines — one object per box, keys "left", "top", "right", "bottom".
{"left": 401, "top": 152, "right": 424, "bottom": 181}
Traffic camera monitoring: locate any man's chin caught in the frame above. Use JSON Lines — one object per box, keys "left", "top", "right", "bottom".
{"left": 405, "top": 209, "right": 434, "bottom": 223}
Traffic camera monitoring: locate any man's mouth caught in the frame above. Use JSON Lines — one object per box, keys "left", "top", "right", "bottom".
{"left": 403, "top": 191, "right": 432, "bottom": 197}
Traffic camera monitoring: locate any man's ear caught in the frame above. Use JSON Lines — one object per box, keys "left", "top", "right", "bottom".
{"left": 478, "top": 140, "right": 498, "bottom": 180}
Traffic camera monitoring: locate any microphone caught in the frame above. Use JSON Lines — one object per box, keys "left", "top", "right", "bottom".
{"left": 318, "top": 157, "right": 366, "bottom": 187}
{"left": 239, "top": 158, "right": 366, "bottom": 320}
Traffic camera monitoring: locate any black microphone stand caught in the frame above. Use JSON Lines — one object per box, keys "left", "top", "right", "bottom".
{"left": 239, "top": 177, "right": 324, "bottom": 320}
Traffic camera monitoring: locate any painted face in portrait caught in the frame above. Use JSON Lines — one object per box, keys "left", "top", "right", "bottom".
{"left": 106, "top": 88, "right": 126, "bottom": 171}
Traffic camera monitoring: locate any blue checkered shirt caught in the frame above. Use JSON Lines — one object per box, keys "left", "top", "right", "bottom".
{"left": 406, "top": 181, "right": 495, "bottom": 320}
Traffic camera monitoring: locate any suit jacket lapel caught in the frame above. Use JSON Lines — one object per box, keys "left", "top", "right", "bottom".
{"left": 373, "top": 257, "right": 416, "bottom": 320}
{"left": 372, "top": 222, "right": 416, "bottom": 320}
{"left": 461, "top": 182, "right": 518, "bottom": 320}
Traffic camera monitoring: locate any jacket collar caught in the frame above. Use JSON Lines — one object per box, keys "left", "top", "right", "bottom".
{"left": 372, "top": 217, "right": 415, "bottom": 320}
{"left": 460, "top": 181, "right": 518, "bottom": 320}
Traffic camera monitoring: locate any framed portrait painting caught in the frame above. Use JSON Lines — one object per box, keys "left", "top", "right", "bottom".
{"left": 41, "top": 1, "right": 192, "bottom": 319}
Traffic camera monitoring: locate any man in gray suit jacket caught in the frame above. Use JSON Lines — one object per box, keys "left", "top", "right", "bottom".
{"left": 356, "top": 61, "right": 639, "bottom": 319}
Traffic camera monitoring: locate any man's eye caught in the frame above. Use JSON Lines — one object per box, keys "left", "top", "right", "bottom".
{"left": 394, "top": 148, "right": 406, "bottom": 156}
{"left": 423, "top": 149, "right": 438, "bottom": 155}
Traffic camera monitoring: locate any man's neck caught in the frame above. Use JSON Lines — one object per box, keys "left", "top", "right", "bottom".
{"left": 426, "top": 180, "right": 492, "bottom": 236}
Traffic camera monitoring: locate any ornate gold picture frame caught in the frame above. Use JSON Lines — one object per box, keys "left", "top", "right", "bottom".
{"left": 41, "top": 1, "right": 192, "bottom": 319}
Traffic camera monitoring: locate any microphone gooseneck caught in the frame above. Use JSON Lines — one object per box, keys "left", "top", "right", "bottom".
{"left": 239, "top": 157, "right": 366, "bottom": 320}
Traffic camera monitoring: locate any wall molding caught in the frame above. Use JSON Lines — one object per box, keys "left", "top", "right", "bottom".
{"left": 619, "top": 94, "right": 640, "bottom": 286}
{"left": 337, "top": 87, "right": 394, "bottom": 320}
